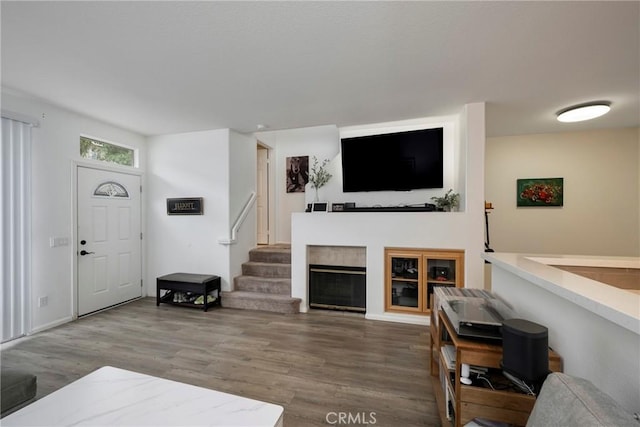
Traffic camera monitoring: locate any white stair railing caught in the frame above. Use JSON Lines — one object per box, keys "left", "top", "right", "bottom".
{"left": 218, "top": 192, "right": 256, "bottom": 245}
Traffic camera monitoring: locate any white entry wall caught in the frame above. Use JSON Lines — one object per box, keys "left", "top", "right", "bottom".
{"left": 146, "top": 128, "right": 256, "bottom": 294}
{"left": 146, "top": 129, "right": 231, "bottom": 293}
{"left": 1, "top": 89, "right": 147, "bottom": 335}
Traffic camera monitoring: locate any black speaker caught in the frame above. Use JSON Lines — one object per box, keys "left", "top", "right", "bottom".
{"left": 501, "top": 318, "right": 549, "bottom": 382}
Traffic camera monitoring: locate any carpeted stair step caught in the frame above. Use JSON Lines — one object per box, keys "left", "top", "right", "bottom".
{"left": 234, "top": 276, "right": 291, "bottom": 295}
{"left": 249, "top": 245, "right": 291, "bottom": 264}
{"left": 228, "top": 244, "right": 299, "bottom": 315}
{"left": 242, "top": 261, "right": 290, "bottom": 278}
{"left": 221, "top": 291, "right": 301, "bottom": 314}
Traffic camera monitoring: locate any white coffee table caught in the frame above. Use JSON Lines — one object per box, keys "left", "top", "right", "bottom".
{"left": 2, "top": 366, "right": 284, "bottom": 426}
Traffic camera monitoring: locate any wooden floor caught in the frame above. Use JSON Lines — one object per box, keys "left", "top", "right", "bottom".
{"left": 1, "top": 298, "right": 439, "bottom": 426}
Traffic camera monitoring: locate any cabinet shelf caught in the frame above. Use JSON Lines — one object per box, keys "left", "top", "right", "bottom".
{"left": 391, "top": 277, "right": 419, "bottom": 283}
{"left": 427, "top": 277, "right": 456, "bottom": 285}
{"left": 439, "top": 352, "right": 456, "bottom": 394}
{"left": 159, "top": 291, "right": 219, "bottom": 310}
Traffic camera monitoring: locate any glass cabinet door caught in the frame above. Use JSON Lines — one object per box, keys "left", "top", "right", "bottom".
{"left": 425, "top": 257, "right": 458, "bottom": 310}
{"left": 385, "top": 248, "right": 464, "bottom": 315}
{"left": 388, "top": 255, "right": 422, "bottom": 311}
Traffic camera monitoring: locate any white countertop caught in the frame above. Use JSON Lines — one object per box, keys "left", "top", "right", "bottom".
{"left": 482, "top": 252, "right": 640, "bottom": 335}
{"left": 2, "top": 366, "right": 284, "bottom": 427}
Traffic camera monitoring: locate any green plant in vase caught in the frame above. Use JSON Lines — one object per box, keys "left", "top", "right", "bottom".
{"left": 431, "top": 189, "right": 460, "bottom": 212}
{"left": 309, "top": 156, "right": 333, "bottom": 201}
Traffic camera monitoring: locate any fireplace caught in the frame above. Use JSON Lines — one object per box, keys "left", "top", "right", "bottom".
{"left": 309, "top": 264, "right": 366, "bottom": 312}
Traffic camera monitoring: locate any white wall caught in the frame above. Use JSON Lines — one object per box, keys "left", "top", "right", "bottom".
{"left": 291, "top": 104, "right": 486, "bottom": 324}
{"left": 329, "top": 116, "right": 462, "bottom": 209}
{"left": 256, "top": 125, "right": 340, "bottom": 243}
{"left": 1, "top": 89, "right": 147, "bottom": 333}
{"left": 228, "top": 130, "right": 258, "bottom": 286}
{"left": 292, "top": 212, "right": 485, "bottom": 325}
{"left": 486, "top": 128, "right": 640, "bottom": 256}
{"left": 489, "top": 260, "right": 639, "bottom": 414}
{"left": 146, "top": 129, "right": 234, "bottom": 293}
{"left": 257, "top": 117, "right": 469, "bottom": 244}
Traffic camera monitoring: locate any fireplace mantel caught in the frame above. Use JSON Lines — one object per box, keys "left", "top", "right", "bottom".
{"left": 291, "top": 211, "right": 485, "bottom": 325}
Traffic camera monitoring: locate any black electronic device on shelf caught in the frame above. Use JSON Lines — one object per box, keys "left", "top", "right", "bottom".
{"left": 431, "top": 266, "right": 450, "bottom": 280}
{"left": 343, "top": 205, "right": 436, "bottom": 212}
{"left": 442, "top": 298, "right": 515, "bottom": 341}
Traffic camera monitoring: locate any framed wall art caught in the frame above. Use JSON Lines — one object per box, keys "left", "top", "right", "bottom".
{"left": 167, "top": 197, "right": 204, "bottom": 215}
{"left": 286, "top": 156, "right": 309, "bottom": 193}
{"left": 517, "top": 178, "right": 563, "bottom": 207}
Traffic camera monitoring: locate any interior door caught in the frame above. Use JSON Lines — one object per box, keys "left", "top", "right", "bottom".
{"left": 77, "top": 167, "right": 142, "bottom": 316}
{"left": 256, "top": 145, "right": 269, "bottom": 244}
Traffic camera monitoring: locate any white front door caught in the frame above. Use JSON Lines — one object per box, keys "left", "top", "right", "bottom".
{"left": 77, "top": 167, "right": 142, "bottom": 316}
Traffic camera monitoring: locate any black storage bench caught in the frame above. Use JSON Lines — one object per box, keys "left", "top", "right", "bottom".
{"left": 156, "top": 273, "right": 221, "bottom": 312}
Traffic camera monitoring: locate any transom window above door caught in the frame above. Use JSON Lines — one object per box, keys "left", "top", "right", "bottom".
{"left": 80, "top": 136, "right": 136, "bottom": 167}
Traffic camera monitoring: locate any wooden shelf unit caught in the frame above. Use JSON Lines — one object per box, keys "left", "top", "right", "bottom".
{"left": 385, "top": 248, "right": 464, "bottom": 315}
{"left": 430, "top": 308, "right": 562, "bottom": 427}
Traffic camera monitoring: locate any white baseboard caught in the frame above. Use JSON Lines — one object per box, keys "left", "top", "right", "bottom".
{"left": 29, "top": 316, "right": 74, "bottom": 335}
{"left": 366, "top": 312, "right": 430, "bottom": 326}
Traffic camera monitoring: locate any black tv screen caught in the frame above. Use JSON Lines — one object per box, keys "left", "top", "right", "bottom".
{"left": 341, "top": 127, "right": 444, "bottom": 192}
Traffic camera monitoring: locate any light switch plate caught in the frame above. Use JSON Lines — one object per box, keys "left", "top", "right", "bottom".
{"left": 49, "top": 237, "right": 69, "bottom": 247}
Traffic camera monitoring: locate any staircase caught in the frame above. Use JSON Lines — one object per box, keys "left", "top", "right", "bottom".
{"left": 222, "top": 244, "right": 301, "bottom": 314}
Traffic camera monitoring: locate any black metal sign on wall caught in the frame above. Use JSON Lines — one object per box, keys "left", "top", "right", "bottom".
{"left": 167, "top": 198, "right": 203, "bottom": 215}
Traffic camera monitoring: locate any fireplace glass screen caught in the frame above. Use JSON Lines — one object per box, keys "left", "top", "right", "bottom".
{"left": 309, "top": 264, "right": 366, "bottom": 312}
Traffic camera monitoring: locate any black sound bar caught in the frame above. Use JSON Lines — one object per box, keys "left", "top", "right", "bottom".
{"left": 342, "top": 205, "right": 436, "bottom": 212}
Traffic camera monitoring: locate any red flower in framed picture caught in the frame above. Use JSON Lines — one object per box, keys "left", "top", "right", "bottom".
{"left": 517, "top": 178, "right": 563, "bottom": 207}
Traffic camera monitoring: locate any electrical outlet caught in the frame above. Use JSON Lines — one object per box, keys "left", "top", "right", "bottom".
{"left": 38, "top": 296, "right": 48, "bottom": 307}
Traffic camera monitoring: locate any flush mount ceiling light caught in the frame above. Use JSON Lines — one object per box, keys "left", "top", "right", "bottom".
{"left": 556, "top": 101, "right": 611, "bottom": 123}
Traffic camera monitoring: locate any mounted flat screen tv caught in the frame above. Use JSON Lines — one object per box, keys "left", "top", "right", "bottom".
{"left": 341, "top": 127, "right": 444, "bottom": 192}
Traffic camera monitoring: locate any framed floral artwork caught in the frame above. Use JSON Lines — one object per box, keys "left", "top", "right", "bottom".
{"left": 517, "top": 178, "right": 564, "bottom": 207}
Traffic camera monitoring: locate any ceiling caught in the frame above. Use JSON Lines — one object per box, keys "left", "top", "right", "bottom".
{"left": 1, "top": 1, "right": 638, "bottom": 137}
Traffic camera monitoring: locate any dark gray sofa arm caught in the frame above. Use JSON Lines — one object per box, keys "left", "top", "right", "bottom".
{"left": 527, "top": 372, "right": 638, "bottom": 427}
{"left": 0, "top": 368, "right": 37, "bottom": 417}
